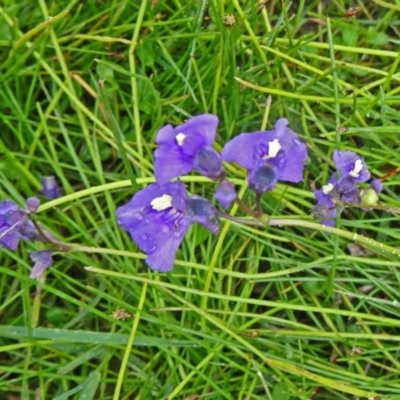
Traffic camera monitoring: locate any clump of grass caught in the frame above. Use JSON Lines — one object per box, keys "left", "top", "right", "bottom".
{"left": 1, "top": 1, "right": 400, "bottom": 399}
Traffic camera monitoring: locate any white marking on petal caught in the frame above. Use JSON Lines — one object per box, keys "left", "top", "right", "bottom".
{"left": 322, "top": 183, "right": 334, "bottom": 194}
{"left": 262, "top": 139, "right": 281, "bottom": 159}
{"left": 151, "top": 194, "right": 172, "bottom": 211}
{"left": 175, "top": 133, "right": 186, "bottom": 146}
{"left": 349, "top": 159, "right": 363, "bottom": 178}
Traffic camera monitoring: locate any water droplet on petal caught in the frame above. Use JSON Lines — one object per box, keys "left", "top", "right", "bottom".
{"left": 173, "top": 230, "right": 180, "bottom": 237}
{"left": 161, "top": 225, "right": 170, "bottom": 233}
{"left": 145, "top": 218, "right": 150, "bottom": 224}
{"left": 135, "top": 212, "right": 143, "bottom": 220}
{"left": 142, "top": 234, "right": 148, "bottom": 240}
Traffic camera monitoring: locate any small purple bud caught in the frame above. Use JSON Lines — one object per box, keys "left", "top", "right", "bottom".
{"left": 370, "top": 179, "right": 383, "bottom": 194}
{"left": 30, "top": 250, "right": 53, "bottom": 279}
{"left": 26, "top": 197, "right": 40, "bottom": 213}
{"left": 41, "top": 176, "right": 61, "bottom": 199}
{"left": 214, "top": 180, "right": 237, "bottom": 209}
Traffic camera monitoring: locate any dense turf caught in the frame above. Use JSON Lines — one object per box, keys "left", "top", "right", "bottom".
{"left": 1, "top": 1, "right": 400, "bottom": 399}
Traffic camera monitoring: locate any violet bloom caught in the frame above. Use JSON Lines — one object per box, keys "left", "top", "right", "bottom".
{"left": 221, "top": 118, "right": 307, "bottom": 193}
{"left": 333, "top": 150, "right": 370, "bottom": 183}
{"left": 41, "top": 176, "right": 61, "bottom": 199}
{"left": 0, "top": 200, "right": 26, "bottom": 250}
{"left": 0, "top": 198, "right": 50, "bottom": 250}
{"left": 313, "top": 150, "right": 376, "bottom": 225}
{"left": 313, "top": 174, "right": 339, "bottom": 226}
{"left": 116, "top": 181, "right": 220, "bottom": 272}
{"left": 154, "top": 114, "right": 223, "bottom": 184}
{"left": 30, "top": 250, "right": 53, "bottom": 279}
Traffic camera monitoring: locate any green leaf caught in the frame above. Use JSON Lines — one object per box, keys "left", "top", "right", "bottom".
{"left": 271, "top": 382, "right": 292, "bottom": 400}
{"left": 366, "top": 27, "right": 388, "bottom": 46}
{"left": 341, "top": 26, "right": 359, "bottom": 47}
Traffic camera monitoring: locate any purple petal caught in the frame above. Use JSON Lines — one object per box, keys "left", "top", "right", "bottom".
{"left": 116, "top": 182, "right": 192, "bottom": 272}
{"left": 30, "top": 250, "right": 53, "bottom": 279}
{"left": 154, "top": 146, "right": 194, "bottom": 184}
{"left": 221, "top": 132, "right": 266, "bottom": 169}
{"left": 172, "top": 114, "right": 219, "bottom": 147}
{"left": 186, "top": 196, "right": 220, "bottom": 234}
{"left": 333, "top": 150, "right": 370, "bottom": 182}
{"left": 145, "top": 217, "right": 191, "bottom": 272}
{"left": 0, "top": 225, "right": 21, "bottom": 250}
{"left": 0, "top": 200, "right": 19, "bottom": 216}
{"left": 214, "top": 180, "right": 236, "bottom": 209}
{"left": 273, "top": 120, "right": 308, "bottom": 182}
{"left": 41, "top": 176, "right": 61, "bottom": 199}
{"left": 370, "top": 179, "right": 383, "bottom": 194}
{"left": 154, "top": 114, "right": 219, "bottom": 183}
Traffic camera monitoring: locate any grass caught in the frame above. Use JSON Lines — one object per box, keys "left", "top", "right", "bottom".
{"left": 1, "top": 0, "right": 400, "bottom": 399}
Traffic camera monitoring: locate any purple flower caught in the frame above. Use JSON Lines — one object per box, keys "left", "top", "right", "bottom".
{"left": 313, "top": 174, "right": 339, "bottom": 226}
{"left": 333, "top": 151, "right": 370, "bottom": 183}
{"left": 30, "top": 250, "right": 53, "bottom": 279}
{"left": 313, "top": 150, "right": 377, "bottom": 225}
{"left": 0, "top": 200, "right": 26, "bottom": 250}
{"left": 116, "top": 181, "right": 220, "bottom": 272}
{"left": 221, "top": 118, "right": 307, "bottom": 193}
{"left": 0, "top": 199, "right": 51, "bottom": 250}
{"left": 154, "top": 114, "right": 223, "bottom": 184}
{"left": 41, "top": 176, "right": 61, "bottom": 199}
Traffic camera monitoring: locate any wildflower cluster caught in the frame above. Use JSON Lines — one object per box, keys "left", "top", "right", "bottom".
{"left": 313, "top": 150, "right": 382, "bottom": 226}
{"left": 116, "top": 114, "right": 310, "bottom": 272}
{"left": 0, "top": 177, "right": 61, "bottom": 278}
{"left": 1, "top": 114, "right": 384, "bottom": 277}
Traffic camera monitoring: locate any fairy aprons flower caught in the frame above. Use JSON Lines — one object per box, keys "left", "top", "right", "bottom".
{"left": 154, "top": 114, "right": 223, "bottom": 184}
{"left": 221, "top": 118, "right": 307, "bottom": 193}
{"left": 313, "top": 150, "right": 374, "bottom": 225}
{"left": 116, "top": 181, "right": 220, "bottom": 272}
{"left": 0, "top": 198, "right": 46, "bottom": 250}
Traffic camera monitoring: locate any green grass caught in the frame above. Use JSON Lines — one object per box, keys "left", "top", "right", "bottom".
{"left": 1, "top": 0, "right": 400, "bottom": 399}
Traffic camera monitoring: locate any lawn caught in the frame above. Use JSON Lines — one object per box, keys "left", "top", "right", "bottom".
{"left": 1, "top": 0, "right": 400, "bottom": 399}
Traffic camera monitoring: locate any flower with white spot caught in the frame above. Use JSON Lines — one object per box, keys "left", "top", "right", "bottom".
{"left": 116, "top": 181, "right": 220, "bottom": 272}
{"left": 313, "top": 150, "right": 375, "bottom": 226}
{"left": 221, "top": 118, "right": 308, "bottom": 194}
{"left": 154, "top": 114, "right": 223, "bottom": 184}
{"left": 333, "top": 150, "right": 370, "bottom": 183}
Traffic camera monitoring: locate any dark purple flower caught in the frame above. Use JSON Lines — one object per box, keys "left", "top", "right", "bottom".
{"left": 221, "top": 118, "right": 307, "bottom": 193}
{"left": 41, "top": 176, "right": 61, "bottom": 199}
{"left": 154, "top": 114, "right": 223, "bottom": 184}
{"left": 313, "top": 174, "right": 338, "bottom": 226}
{"left": 214, "top": 179, "right": 236, "bottom": 209}
{"left": 30, "top": 250, "right": 53, "bottom": 279}
{"left": 116, "top": 181, "right": 220, "bottom": 272}
{"left": 333, "top": 150, "right": 370, "bottom": 183}
{"left": 0, "top": 199, "right": 52, "bottom": 250}
{"left": 0, "top": 200, "right": 26, "bottom": 250}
